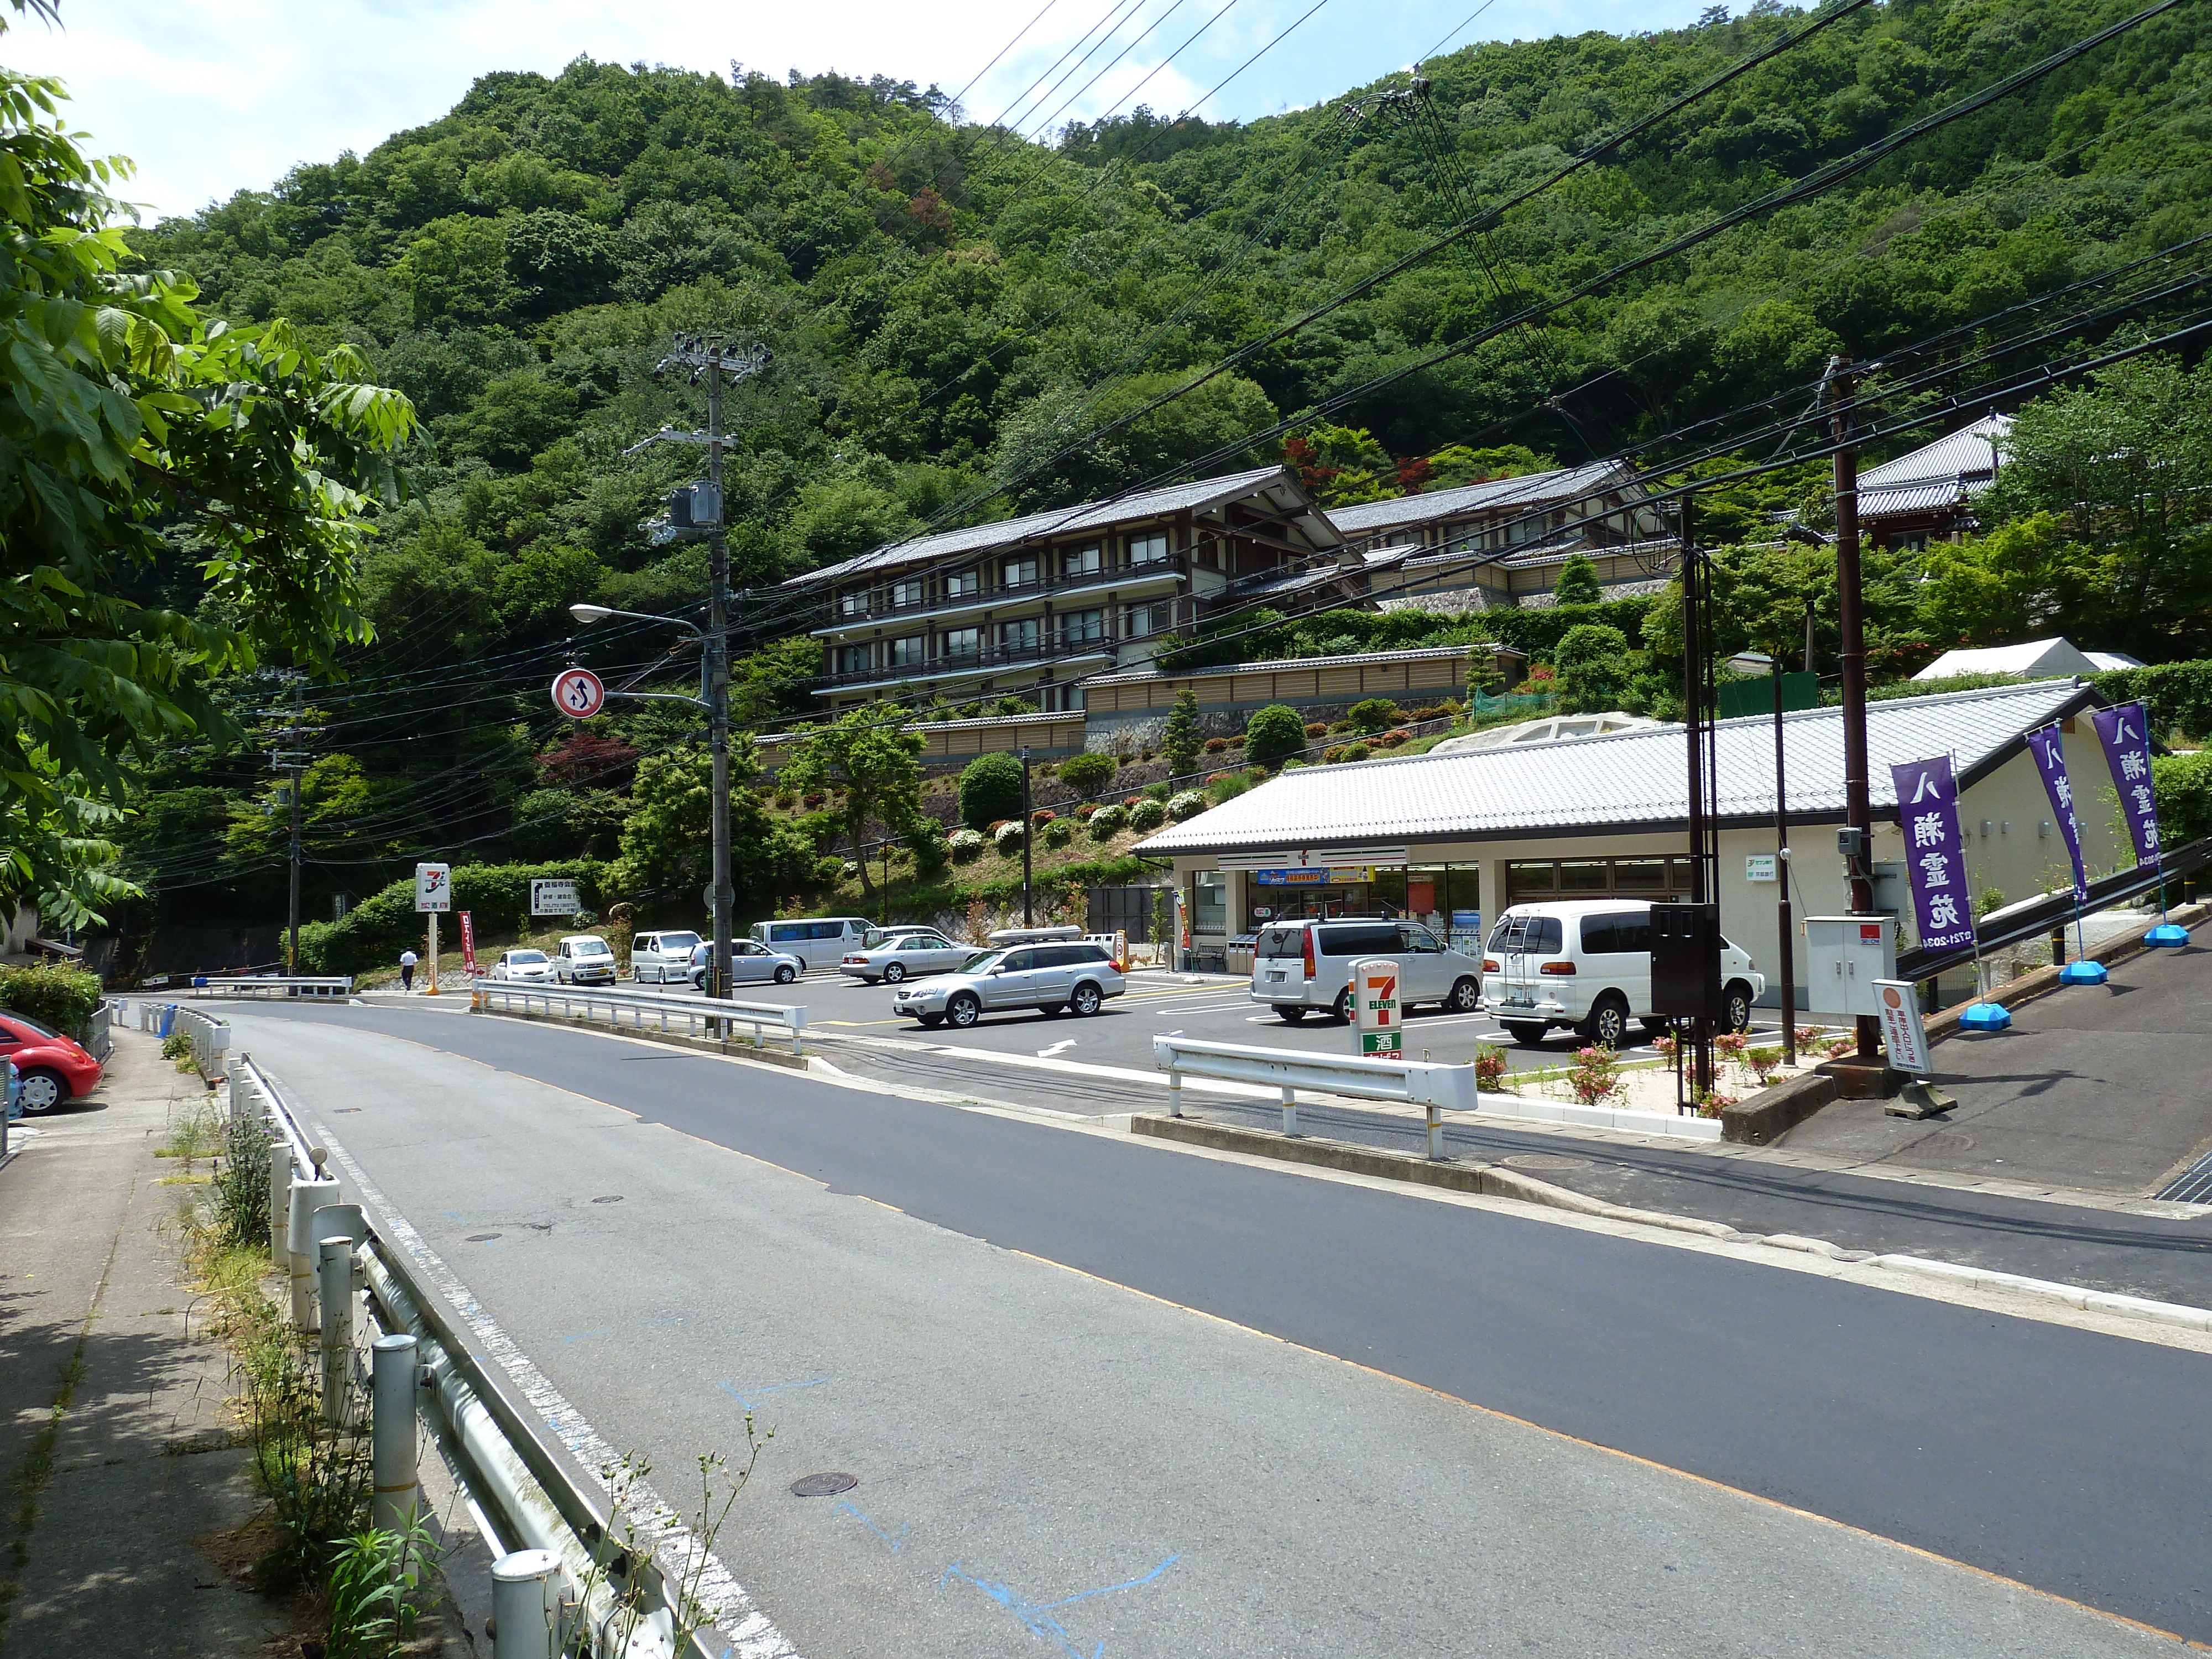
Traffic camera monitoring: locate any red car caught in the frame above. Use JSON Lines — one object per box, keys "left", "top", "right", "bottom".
{"left": 0, "top": 1011, "right": 103, "bottom": 1112}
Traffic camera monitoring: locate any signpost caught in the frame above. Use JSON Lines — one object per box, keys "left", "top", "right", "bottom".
{"left": 1353, "top": 958, "right": 1402, "bottom": 1058}
{"left": 1873, "top": 978, "right": 1951, "bottom": 1118}
{"left": 550, "top": 667, "right": 606, "bottom": 718}
{"left": 415, "top": 863, "right": 450, "bottom": 997}
{"left": 530, "top": 878, "right": 581, "bottom": 918}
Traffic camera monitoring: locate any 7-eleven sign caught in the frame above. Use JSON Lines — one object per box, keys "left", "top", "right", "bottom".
{"left": 1354, "top": 959, "right": 1401, "bottom": 1057}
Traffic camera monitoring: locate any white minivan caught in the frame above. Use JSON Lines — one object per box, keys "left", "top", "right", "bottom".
{"left": 630, "top": 928, "right": 702, "bottom": 984}
{"left": 749, "top": 916, "right": 872, "bottom": 971}
{"left": 1481, "top": 900, "right": 1765, "bottom": 1048}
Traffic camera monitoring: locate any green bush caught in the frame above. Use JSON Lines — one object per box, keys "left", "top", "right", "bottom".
{"left": 0, "top": 963, "right": 103, "bottom": 1031}
{"left": 958, "top": 752, "right": 1026, "bottom": 830}
{"left": 1243, "top": 704, "right": 1308, "bottom": 769}
{"left": 1166, "top": 789, "right": 1206, "bottom": 821}
{"left": 947, "top": 828, "right": 985, "bottom": 863}
{"left": 1057, "top": 752, "right": 1117, "bottom": 796}
{"left": 299, "top": 861, "right": 603, "bottom": 977}
{"left": 2095, "top": 659, "right": 2212, "bottom": 743}
{"left": 1344, "top": 698, "right": 1400, "bottom": 734}
{"left": 1041, "top": 817, "right": 1075, "bottom": 848}
{"left": 1088, "top": 803, "right": 1129, "bottom": 841}
{"left": 1128, "top": 798, "right": 1166, "bottom": 832}
{"left": 2152, "top": 749, "right": 2212, "bottom": 846}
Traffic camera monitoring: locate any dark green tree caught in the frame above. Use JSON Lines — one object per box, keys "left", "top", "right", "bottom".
{"left": 958, "top": 750, "right": 1026, "bottom": 830}
{"left": 1243, "top": 705, "right": 1307, "bottom": 770}
{"left": 780, "top": 705, "right": 928, "bottom": 901}
{"left": 1162, "top": 687, "right": 1202, "bottom": 780}
{"left": 1553, "top": 555, "right": 1604, "bottom": 608}
{"left": 1057, "top": 752, "right": 1117, "bottom": 797}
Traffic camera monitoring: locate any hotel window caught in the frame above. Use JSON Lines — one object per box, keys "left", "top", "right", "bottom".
{"left": 1003, "top": 555, "right": 1039, "bottom": 590}
{"left": 1130, "top": 529, "right": 1170, "bottom": 565}
{"left": 832, "top": 644, "right": 870, "bottom": 676}
{"left": 1124, "top": 599, "right": 1172, "bottom": 638}
{"left": 1061, "top": 608, "right": 1105, "bottom": 645}
{"left": 838, "top": 590, "right": 871, "bottom": 618}
{"left": 946, "top": 568, "right": 981, "bottom": 599}
{"left": 1062, "top": 544, "right": 1102, "bottom": 580}
{"left": 888, "top": 635, "right": 926, "bottom": 667}
{"left": 998, "top": 617, "right": 1040, "bottom": 652}
{"left": 942, "top": 627, "right": 980, "bottom": 659}
{"left": 890, "top": 578, "right": 925, "bottom": 610}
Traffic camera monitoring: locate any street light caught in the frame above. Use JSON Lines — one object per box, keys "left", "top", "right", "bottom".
{"left": 1728, "top": 649, "right": 1797, "bottom": 1067}
{"left": 569, "top": 601, "right": 731, "bottom": 1005}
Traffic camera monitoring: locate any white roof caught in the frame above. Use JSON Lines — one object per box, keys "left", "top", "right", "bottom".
{"left": 1135, "top": 679, "right": 2091, "bottom": 857}
{"left": 2085, "top": 650, "right": 2144, "bottom": 672}
{"left": 1911, "top": 638, "right": 2099, "bottom": 681}
{"left": 1859, "top": 414, "right": 2009, "bottom": 517}
{"left": 786, "top": 466, "right": 1336, "bottom": 588}
{"left": 1324, "top": 461, "right": 1636, "bottom": 535}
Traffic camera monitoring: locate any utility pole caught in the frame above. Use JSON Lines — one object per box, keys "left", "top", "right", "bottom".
{"left": 1770, "top": 661, "right": 1796, "bottom": 1069}
{"left": 273, "top": 677, "right": 309, "bottom": 975}
{"left": 1828, "top": 356, "right": 1881, "bottom": 1069}
{"left": 706, "top": 351, "right": 732, "bottom": 1005}
{"left": 1020, "top": 745, "right": 1034, "bottom": 926}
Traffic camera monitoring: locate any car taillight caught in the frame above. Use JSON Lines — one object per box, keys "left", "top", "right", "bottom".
{"left": 1540, "top": 961, "right": 1576, "bottom": 975}
{"left": 1302, "top": 931, "right": 1316, "bottom": 979}
{"left": 843, "top": 955, "right": 865, "bottom": 964}
{"left": 1483, "top": 958, "right": 1499, "bottom": 973}
{"left": 1110, "top": 960, "right": 1124, "bottom": 972}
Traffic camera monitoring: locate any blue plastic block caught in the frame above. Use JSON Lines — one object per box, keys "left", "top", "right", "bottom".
{"left": 2058, "top": 959, "right": 2108, "bottom": 985}
{"left": 1958, "top": 1001, "right": 2013, "bottom": 1031}
{"left": 2146, "top": 923, "right": 2190, "bottom": 948}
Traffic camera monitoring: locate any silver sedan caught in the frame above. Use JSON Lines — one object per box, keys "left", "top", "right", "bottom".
{"left": 838, "top": 931, "right": 976, "bottom": 984}
{"left": 686, "top": 939, "right": 804, "bottom": 989}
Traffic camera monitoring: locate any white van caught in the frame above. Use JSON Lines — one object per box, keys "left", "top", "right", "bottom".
{"left": 1249, "top": 917, "right": 1485, "bottom": 1022}
{"left": 1481, "top": 900, "right": 1765, "bottom": 1048}
{"left": 630, "top": 928, "right": 702, "bottom": 984}
{"left": 749, "top": 916, "right": 872, "bottom": 971}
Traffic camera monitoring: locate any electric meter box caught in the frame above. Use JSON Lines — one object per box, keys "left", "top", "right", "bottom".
{"left": 1804, "top": 915, "right": 1898, "bottom": 1019}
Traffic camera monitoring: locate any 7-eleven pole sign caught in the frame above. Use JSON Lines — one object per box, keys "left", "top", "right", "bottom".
{"left": 1354, "top": 958, "right": 1402, "bottom": 1057}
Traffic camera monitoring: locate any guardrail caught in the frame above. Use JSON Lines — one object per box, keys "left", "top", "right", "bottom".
{"left": 1154, "top": 1034, "right": 1476, "bottom": 1157}
{"left": 135, "top": 1000, "right": 229, "bottom": 1077}
{"left": 179, "top": 975, "right": 354, "bottom": 999}
{"left": 229, "top": 1052, "right": 713, "bottom": 1658}
{"left": 473, "top": 981, "right": 808, "bottom": 1055}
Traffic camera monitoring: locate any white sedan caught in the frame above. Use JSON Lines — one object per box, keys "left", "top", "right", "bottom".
{"left": 488, "top": 948, "right": 555, "bottom": 982}
{"left": 839, "top": 931, "right": 977, "bottom": 984}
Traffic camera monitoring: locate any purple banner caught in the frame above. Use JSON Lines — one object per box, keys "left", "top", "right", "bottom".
{"left": 2091, "top": 701, "right": 2162, "bottom": 869}
{"left": 1891, "top": 754, "right": 1978, "bottom": 954}
{"left": 2023, "top": 723, "right": 2088, "bottom": 904}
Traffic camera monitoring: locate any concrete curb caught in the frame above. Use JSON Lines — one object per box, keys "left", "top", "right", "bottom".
{"left": 469, "top": 1004, "right": 810, "bottom": 1068}
{"left": 1718, "top": 1071, "right": 1838, "bottom": 1146}
{"left": 1130, "top": 1112, "right": 2212, "bottom": 1337}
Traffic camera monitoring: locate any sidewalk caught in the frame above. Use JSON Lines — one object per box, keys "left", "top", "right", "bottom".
{"left": 0, "top": 1029, "right": 294, "bottom": 1657}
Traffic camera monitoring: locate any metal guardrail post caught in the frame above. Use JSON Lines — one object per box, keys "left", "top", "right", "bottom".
{"left": 1280, "top": 1086, "right": 1298, "bottom": 1139}
{"left": 371, "top": 1333, "right": 421, "bottom": 1532}
{"left": 1426, "top": 1102, "right": 1444, "bottom": 1162}
{"left": 491, "top": 1549, "right": 562, "bottom": 1659}
{"left": 1167, "top": 1066, "right": 1182, "bottom": 1118}
{"left": 319, "top": 1235, "right": 354, "bottom": 1424}
{"left": 287, "top": 1176, "right": 340, "bottom": 1330}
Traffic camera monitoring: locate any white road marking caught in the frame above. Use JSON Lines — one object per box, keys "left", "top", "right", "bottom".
{"left": 1036, "top": 1039, "right": 1079, "bottom": 1058}
{"left": 315, "top": 1130, "right": 800, "bottom": 1659}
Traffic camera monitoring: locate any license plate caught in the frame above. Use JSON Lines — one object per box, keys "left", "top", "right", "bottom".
{"left": 1504, "top": 996, "right": 1533, "bottom": 1008}
{"left": 1266, "top": 969, "right": 1285, "bottom": 981}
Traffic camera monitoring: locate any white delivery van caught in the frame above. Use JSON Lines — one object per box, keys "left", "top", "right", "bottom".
{"left": 1481, "top": 900, "right": 1765, "bottom": 1047}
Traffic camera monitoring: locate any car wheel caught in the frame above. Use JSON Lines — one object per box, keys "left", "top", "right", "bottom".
{"left": 1724, "top": 982, "right": 1754, "bottom": 1034}
{"left": 1070, "top": 982, "right": 1103, "bottom": 1016}
{"left": 1580, "top": 992, "right": 1631, "bottom": 1050}
{"left": 17, "top": 1067, "right": 65, "bottom": 1113}
{"left": 884, "top": 962, "right": 907, "bottom": 983}
{"left": 1332, "top": 985, "right": 1354, "bottom": 1024}
{"left": 1503, "top": 1020, "right": 1548, "bottom": 1048}
{"left": 1447, "top": 976, "right": 1480, "bottom": 1013}
{"left": 946, "top": 993, "right": 982, "bottom": 1029}
{"left": 916, "top": 1013, "right": 945, "bottom": 1027}
{"left": 775, "top": 964, "right": 796, "bottom": 984}
{"left": 1037, "top": 1003, "right": 1065, "bottom": 1017}
{"left": 1276, "top": 1006, "right": 1307, "bottom": 1024}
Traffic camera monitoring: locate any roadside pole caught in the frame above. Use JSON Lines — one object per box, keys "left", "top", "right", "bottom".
{"left": 706, "top": 348, "right": 733, "bottom": 1004}
{"left": 1020, "top": 745, "right": 1034, "bottom": 926}
{"left": 286, "top": 679, "right": 304, "bottom": 974}
{"left": 1829, "top": 356, "right": 1881, "bottom": 1069}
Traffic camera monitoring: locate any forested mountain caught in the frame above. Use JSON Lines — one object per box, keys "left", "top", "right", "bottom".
{"left": 112, "top": 0, "right": 2212, "bottom": 937}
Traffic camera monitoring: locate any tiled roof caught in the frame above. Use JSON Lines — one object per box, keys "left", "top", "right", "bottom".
{"left": 1135, "top": 679, "right": 2093, "bottom": 855}
{"left": 1325, "top": 461, "right": 1637, "bottom": 535}
{"left": 786, "top": 466, "right": 1332, "bottom": 588}
{"left": 1859, "top": 414, "right": 2009, "bottom": 497}
{"left": 1859, "top": 481, "right": 1974, "bottom": 518}
{"left": 1083, "top": 645, "right": 1487, "bottom": 688}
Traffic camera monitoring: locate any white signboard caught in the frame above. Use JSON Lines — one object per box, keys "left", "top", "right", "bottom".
{"left": 414, "top": 862, "right": 451, "bottom": 913}
{"left": 531, "top": 878, "right": 581, "bottom": 917}
{"left": 1873, "top": 979, "right": 1932, "bottom": 1074}
{"left": 1353, "top": 957, "right": 1402, "bottom": 1057}
{"left": 1745, "top": 854, "right": 1778, "bottom": 883}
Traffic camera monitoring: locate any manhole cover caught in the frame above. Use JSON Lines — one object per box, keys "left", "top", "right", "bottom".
{"left": 591, "top": 1195, "right": 624, "bottom": 1204}
{"left": 1503, "top": 1154, "right": 1589, "bottom": 1171}
{"left": 466, "top": 1233, "right": 502, "bottom": 1243}
{"left": 789, "top": 1472, "right": 857, "bottom": 1498}
{"left": 1913, "top": 1130, "right": 1975, "bottom": 1154}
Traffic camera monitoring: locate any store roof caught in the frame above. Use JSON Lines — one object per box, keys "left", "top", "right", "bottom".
{"left": 1134, "top": 679, "right": 2094, "bottom": 857}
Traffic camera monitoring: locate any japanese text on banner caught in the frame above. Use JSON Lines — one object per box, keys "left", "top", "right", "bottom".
{"left": 2090, "top": 701, "right": 2162, "bottom": 870}
{"left": 1889, "top": 754, "right": 1977, "bottom": 954}
{"left": 2023, "top": 723, "right": 2088, "bottom": 903}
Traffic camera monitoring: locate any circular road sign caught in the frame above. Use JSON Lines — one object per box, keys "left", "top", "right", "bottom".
{"left": 551, "top": 667, "right": 606, "bottom": 718}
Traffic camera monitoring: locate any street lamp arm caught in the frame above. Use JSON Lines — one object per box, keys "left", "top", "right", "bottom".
{"left": 569, "top": 602, "right": 708, "bottom": 640}
{"left": 606, "top": 690, "right": 710, "bottom": 711}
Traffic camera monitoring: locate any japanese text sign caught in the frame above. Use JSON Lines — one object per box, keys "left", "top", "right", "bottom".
{"left": 414, "top": 862, "right": 451, "bottom": 913}
{"left": 2023, "top": 723, "right": 2087, "bottom": 904}
{"left": 1888, "top": 755, "right": 1976, "bottom": 954}
{"left": 2090, "top": 701, "right": 2161, "bottom": 870}
{"left": 1354, "top": 958, "right": 1402, "bottom": 1057}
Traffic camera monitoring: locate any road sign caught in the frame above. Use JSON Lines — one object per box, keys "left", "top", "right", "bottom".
{"left": 414, "top": 863, "right": 451, "bottom": 913}
{"left": 530, "top": 878, "right": 580, "bottom": 917}
{"left": 1353, "top": 957, "right": 1401, "bottom": 1057}
{"left": 551, "top": 667, "right": 605, "bottom": 718}
{"left": 460, "top": 911, "right": 477, "bottom": 975}
{"left": 1745, "top": 854, "right": 1777, "bottom": 883}
{"left": 1873, "top": 979, "right": 1932, "bottom": 1074}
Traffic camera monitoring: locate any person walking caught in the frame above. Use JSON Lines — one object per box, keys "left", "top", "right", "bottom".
{"left": 399, "top": 947, "right": 418, "bottom": 993}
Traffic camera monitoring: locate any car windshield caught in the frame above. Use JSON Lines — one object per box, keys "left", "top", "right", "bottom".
{"left": 958, "top": 949, "right": 1006, "bottom": 975}
{"left": 509, "top": 951, "right": 547, "bottom": 965}
{"left": 572, "top": 940, "right": 611, "bottom": 956}
{"left": 656, "top": 932, "right": 701, "bottom": 952}
{"left": 6, "top": 1012, "right": 59, "bottom": 1039}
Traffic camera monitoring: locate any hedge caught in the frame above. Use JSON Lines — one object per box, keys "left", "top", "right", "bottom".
{"left": 299, "top": 860, "right": 605, "bottom": 977}
{"left": 2093, "top": 659, "right": 2212, "bottom": 743}
{"left": 2152, "top": 750, "right": 2212, "bottom": 847}
{"left": 0, "top": 964, "right": 104, "bottom": 1032}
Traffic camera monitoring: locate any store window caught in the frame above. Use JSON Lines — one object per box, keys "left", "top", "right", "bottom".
{"left": 1505, "top": 857, "right": 1694, "bottom": 901}
{"left": 1193, "top": 872, "right": 1227, "bottom": 933}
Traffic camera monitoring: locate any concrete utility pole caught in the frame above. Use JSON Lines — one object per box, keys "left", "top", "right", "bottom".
{"left": 1828, "top": 356, "right": 1881, "bottom": 1067}
{"left": 274, "top": 677, "right": 309, "bottom": 975}
{"left": 1020, "top": 746, "right": 1034, "bottom": 926}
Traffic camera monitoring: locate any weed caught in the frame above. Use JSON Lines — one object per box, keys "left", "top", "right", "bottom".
{"left": 161, "top": 1029, "right": 196, "bottom": 1067}
{"left": 157, "top": 1099, "right": 221, "bottom": 1165}
{"left": 325, "top": 1516, "right": 439, "bottom": 1659}
{"left": 212, "top": 1105, "right": 274, "bottom": 1251}
{"left": 1744, "top": 1045, "right": 1783, "bottom": 1087}
{"left": 1472, "top": 1044, "right": 1509, "bottom": 1093}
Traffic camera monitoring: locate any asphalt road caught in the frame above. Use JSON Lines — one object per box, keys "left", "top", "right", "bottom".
{"left": 232, "top": 1000, "right": 2208, "bottom": 1655}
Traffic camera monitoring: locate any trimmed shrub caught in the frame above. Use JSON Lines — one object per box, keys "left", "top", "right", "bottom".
{"left": 958, "top": 752, "right": 1027, "bottom": 831}
{"left": 1376, "top": 729, "right": 1412, "bottom": 749}
{"left": 1345, "top": 697, "right": 1401, "bottom": 734}
{"left": 1041, "top": 818, "right": 1076, "bottom": 848}
{"left": 1323, "top": 745, "right": 1345, "bottom": 763}
{"left": 1304, "top": 722, "right": 1328, "bottom": 738}
{"left": 1202, "top": 737, "right": 1228, "bottom": 754}
{"left": 1058, "top": 752, "right": 1117, "bottom": 796}
{"left": 1088, "top": 803, "right": 1129, "bottom": 841}
{"left": 1166, "top": 790, "right": 1207, "bottom": 820}
{"left": 0, "top": 964, "right": 103, "bottom": 1031}
{"left": 1128, "top": 798, "right": 1167, "bottom": 832}
{"left": 947, "top": 828, "right": 986, "bottom": 864}
{"left": 2153, "top": 749, "right": 2212, "bottom": 846}
{"left": 1227, "top": 733, "right": 1245, "bottom": 747}
{"left": 1341, "top": 742, "right": 1371, "bottom": 762}
{"left": 994, "top": 820, "right": 1028, "bottom": 854}
{"left": 1121, "top": 794, "right": 1143, "bottom": 808}
{"left": 1030, "top": 808, "right": 1056, "bottom": 827}
{"left": 1243, "top": 703, "right": 1308, "bottom": 769}
{"left": 1075, "top": 801, "right": 1099, "bottom": 820}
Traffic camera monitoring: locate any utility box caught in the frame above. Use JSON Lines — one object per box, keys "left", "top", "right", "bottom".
{"left": 1649, "top": 901, "right": 1723, "bottom": 1020}
{"left": 1804, "top": 915, "right": 1898, "bottom": 1018}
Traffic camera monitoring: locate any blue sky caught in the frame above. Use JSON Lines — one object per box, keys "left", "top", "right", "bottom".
{"left": 6, "top": 1, "right": 1713, "bottom": 222}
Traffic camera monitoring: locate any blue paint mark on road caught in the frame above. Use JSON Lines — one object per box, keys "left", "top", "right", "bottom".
{"left": 832, "top": 1500, "right": 908, "bottom": 1553}
{"left": 558, "top": 1328, "right": 615, "bottom": 1344}
{"left": 717, "top": 1377, "right": 829, "bottom": 1410}
{"left": 939, "top": 1554, "right": 1179, "bottom": 1659}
